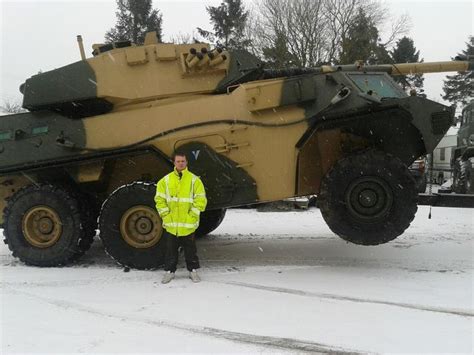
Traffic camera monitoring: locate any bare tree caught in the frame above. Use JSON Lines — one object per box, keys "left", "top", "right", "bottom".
{"left": 323, "top": 0, "right": 359, "bottom": 63}
{"left": 253, "top": 0, "right": 329, "bottom": 68}
{"left": 380, "top": 13, "right": 411, "bottom": 48}
{"left": 1, "top": 100, "right": 26, "bottom": 114}
{"left": 168, "top": 32, "right": 198, "bottom": 44}
{"left": 250, "top": 0, "right": 410, "bottom": 68}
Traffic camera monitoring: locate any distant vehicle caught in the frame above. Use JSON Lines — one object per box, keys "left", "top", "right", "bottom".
{"left": 409, "top": 158, "right": 427, "bottom": 193}
{"left": 0, "top": 32, "right": 472, "bottom": 268}
{"left": 452, "top": 101, "right": 474, "bottom": 194}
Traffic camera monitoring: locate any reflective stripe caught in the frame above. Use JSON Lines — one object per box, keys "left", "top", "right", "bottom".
{"left": 156, "top": 192, "right": 167, "bottom": 199}
{"left": 190, "top": 176, "right": 197, "bottom": 200}
{"left": 191, "top": 207, "right": 201, "bottom": 216}
{"left": 157, "top": 207, "right": 169, "bottom": 214}
{"left": 165, "top": 175, "right": 170, "bottom": 200}
{"left": 164, "top": 222, "right": 199, "bottom": 228}
{"left": 165, "top": 197, "right": 194, "bottom": 203}
{"left": 177, "top": 197, "right": 194, "bottom": 203}
{"left": 194, "top": 193, "right": 206, "bottom": 197}
{"left": 163, "top": 174, "right": 194, "bottom": 203}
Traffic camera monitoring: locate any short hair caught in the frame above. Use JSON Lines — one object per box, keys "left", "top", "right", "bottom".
{"left": 172, "top": 150, "right": 187, "bottom": 161}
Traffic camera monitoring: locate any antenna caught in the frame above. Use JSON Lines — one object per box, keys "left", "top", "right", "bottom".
{"left": 77, "top": 35, "right": 86, "bottom": 60}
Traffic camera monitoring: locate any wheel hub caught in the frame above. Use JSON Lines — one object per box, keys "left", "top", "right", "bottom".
{"left": 135, "top": 217, "right": 153, "bottom": 235}
{"left": 346, "top": 177, "right": 393, "bottom": 222}
{"left": 22, "top": 206, "right": 62, "bottom": 248}
{"left": 120, "top": 206, "right": 162, "bottom": 249}
{"left": 358, "top": 189, "right": 378, "bottom": 207}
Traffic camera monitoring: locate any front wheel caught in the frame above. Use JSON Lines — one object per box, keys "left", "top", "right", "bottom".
{"left": 318, "top": 150, "right": 418, "bottom": 245}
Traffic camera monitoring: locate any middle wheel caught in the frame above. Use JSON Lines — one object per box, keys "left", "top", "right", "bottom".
{"left": 99, "top": 182, "right": 165, "bottom": 269}
{"left": 195, "top": 208, "right": 227, "bottom": 237}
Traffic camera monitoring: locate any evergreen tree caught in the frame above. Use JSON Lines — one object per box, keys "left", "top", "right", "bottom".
{"left": 338, "top": 8, "right": 388, "bottom": 65}
{"left": 197, "top": 0, "right": 250, "bottom": 49}
{"left": 262, "top": 31, "right": 299, "bottom": 69}
{"left": 391, "top": 36, "right": 425, "bottom": 97}
{"left": 442, "top": 36, "right": 473, "bottom": 107}
{"left": 105, "top": 0, "right": 162, "bottom": 44}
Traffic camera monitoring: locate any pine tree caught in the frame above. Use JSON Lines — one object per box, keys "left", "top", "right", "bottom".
{"left": 442, "top": 36, "right": 473, "bottom": 107}
{"left": 105, "top": 0, "right": 162, "bottom": 44}
{"left": 339, "top": 8, "right": 383, "bottom": 65}
{"left": 197, "top": 0, "right": 250, "bottom": 49}
{"left": 391, "top": 36, "right": 425, "bottom": 97}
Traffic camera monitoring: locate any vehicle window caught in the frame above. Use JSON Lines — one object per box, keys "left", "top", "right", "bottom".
{"left": 347, "top": 73, "right": 405, "bottom": 98}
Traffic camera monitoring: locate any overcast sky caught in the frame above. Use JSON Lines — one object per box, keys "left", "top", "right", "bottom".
{"left": 0, "top": 0, "right": 472, "bottom": 107}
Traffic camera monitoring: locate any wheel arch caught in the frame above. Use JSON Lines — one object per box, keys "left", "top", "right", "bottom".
{"left": 296, "top": 108, "right": 425, "bottom": 196}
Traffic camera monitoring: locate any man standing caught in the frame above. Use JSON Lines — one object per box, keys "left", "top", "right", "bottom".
{"left": 155, "top": 151, "right": 207, "bottom": 284}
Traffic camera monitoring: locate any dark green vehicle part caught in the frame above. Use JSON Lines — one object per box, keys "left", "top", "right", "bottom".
{"left": 20, "top": 60, "right": 112, "bottom": 118}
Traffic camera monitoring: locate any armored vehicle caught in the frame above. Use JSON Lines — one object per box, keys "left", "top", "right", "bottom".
{"left": 452, "top": 101, "right": 474, "bottom": 193}
{"left": 1, "top": 32, "right": 472, "bottom": 268}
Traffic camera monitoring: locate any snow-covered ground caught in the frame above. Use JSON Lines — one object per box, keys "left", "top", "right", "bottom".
{"left": 1, "top": 206, "right": 473, "bottom": 354}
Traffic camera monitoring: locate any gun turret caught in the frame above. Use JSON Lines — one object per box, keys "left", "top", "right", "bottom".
{"left": 19, "top": 31, "right": 473, "bottom": 119}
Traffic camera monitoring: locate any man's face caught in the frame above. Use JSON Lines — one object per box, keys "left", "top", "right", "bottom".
{"left": 174, "top": 155, "right": 187, "bottom": 172}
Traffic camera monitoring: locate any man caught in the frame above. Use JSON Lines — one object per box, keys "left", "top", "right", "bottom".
{"left": 155, "top": 151, "right": 207, "bottom": 284}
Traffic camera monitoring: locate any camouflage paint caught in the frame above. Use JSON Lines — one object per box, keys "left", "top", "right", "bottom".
{"left": 2, "top": 37, "right": 470, "bottom": 221}
{"left": 0, "top": 110, "right": 86, "bottom": 174}
{"left": 22, "top": 61, "right": 98, "bottom": 110}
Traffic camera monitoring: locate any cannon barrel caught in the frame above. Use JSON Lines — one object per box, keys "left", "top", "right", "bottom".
{"left": 263, "top": 56, "right": 474, "bottom": 79}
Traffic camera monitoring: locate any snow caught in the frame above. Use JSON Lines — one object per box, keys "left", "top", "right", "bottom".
{"left": 1, "top": 206, "right": 473, "bottom": 353}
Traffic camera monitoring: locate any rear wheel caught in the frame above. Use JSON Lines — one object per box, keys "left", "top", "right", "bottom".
{"left": 453, "top": 159, "right": 474, "bottom": 194}
{"left": 460, "top": 160, "right": 474, "bottom": 194}
{"left": 318, "top": 150, "right": 418, "bottom": 245}
{"left": 196, "top": 209, "right": 227, "bottom": 237}
{"left": 98, "top": 182, "right": 165, "bottom": 269}
{"left": 3, "top": 184, "right": 87, "bottom": 266}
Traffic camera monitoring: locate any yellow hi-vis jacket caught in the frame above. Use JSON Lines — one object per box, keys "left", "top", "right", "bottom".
{"left": 154, "top": 168, "right": 207, "bottom": 237}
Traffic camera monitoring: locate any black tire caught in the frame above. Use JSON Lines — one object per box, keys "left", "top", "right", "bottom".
{"left": 318, "top": 150, "right": 418, "bottom": 245}
{"left": 416, "top": 175, "right": 427, "bottom": 193}
{"left": 452, "top": 159, "right": 464, "bottom": 193}
{"left": 453, "top": 159, "right": 473, "bottom": 194}
{"left": 195, "top": 209, "right": 227, "bottom": 237}
{"left": 459, "top": 160, "right": 474, "bottom": 194}
{"left": 3, "top": 184, "right": 87, "bottom": 266}
{"left": 98, "top": 182, "right": 165, "bottom": 269}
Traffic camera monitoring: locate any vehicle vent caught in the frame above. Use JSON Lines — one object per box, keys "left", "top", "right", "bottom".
{"left": 431, "top": 111, "right": 452, "bottom": 135}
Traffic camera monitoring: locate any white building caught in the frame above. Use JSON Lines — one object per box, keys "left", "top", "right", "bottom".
{"left": 431, "top": 126, "right": 458, "bottom": 183}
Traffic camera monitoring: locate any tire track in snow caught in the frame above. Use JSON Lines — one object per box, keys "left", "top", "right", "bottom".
{"left": 5, "top": 287, "right": 361, "bottom": 354}
{"left": 219, "top": 281, "right": 473, "bottom": 318}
